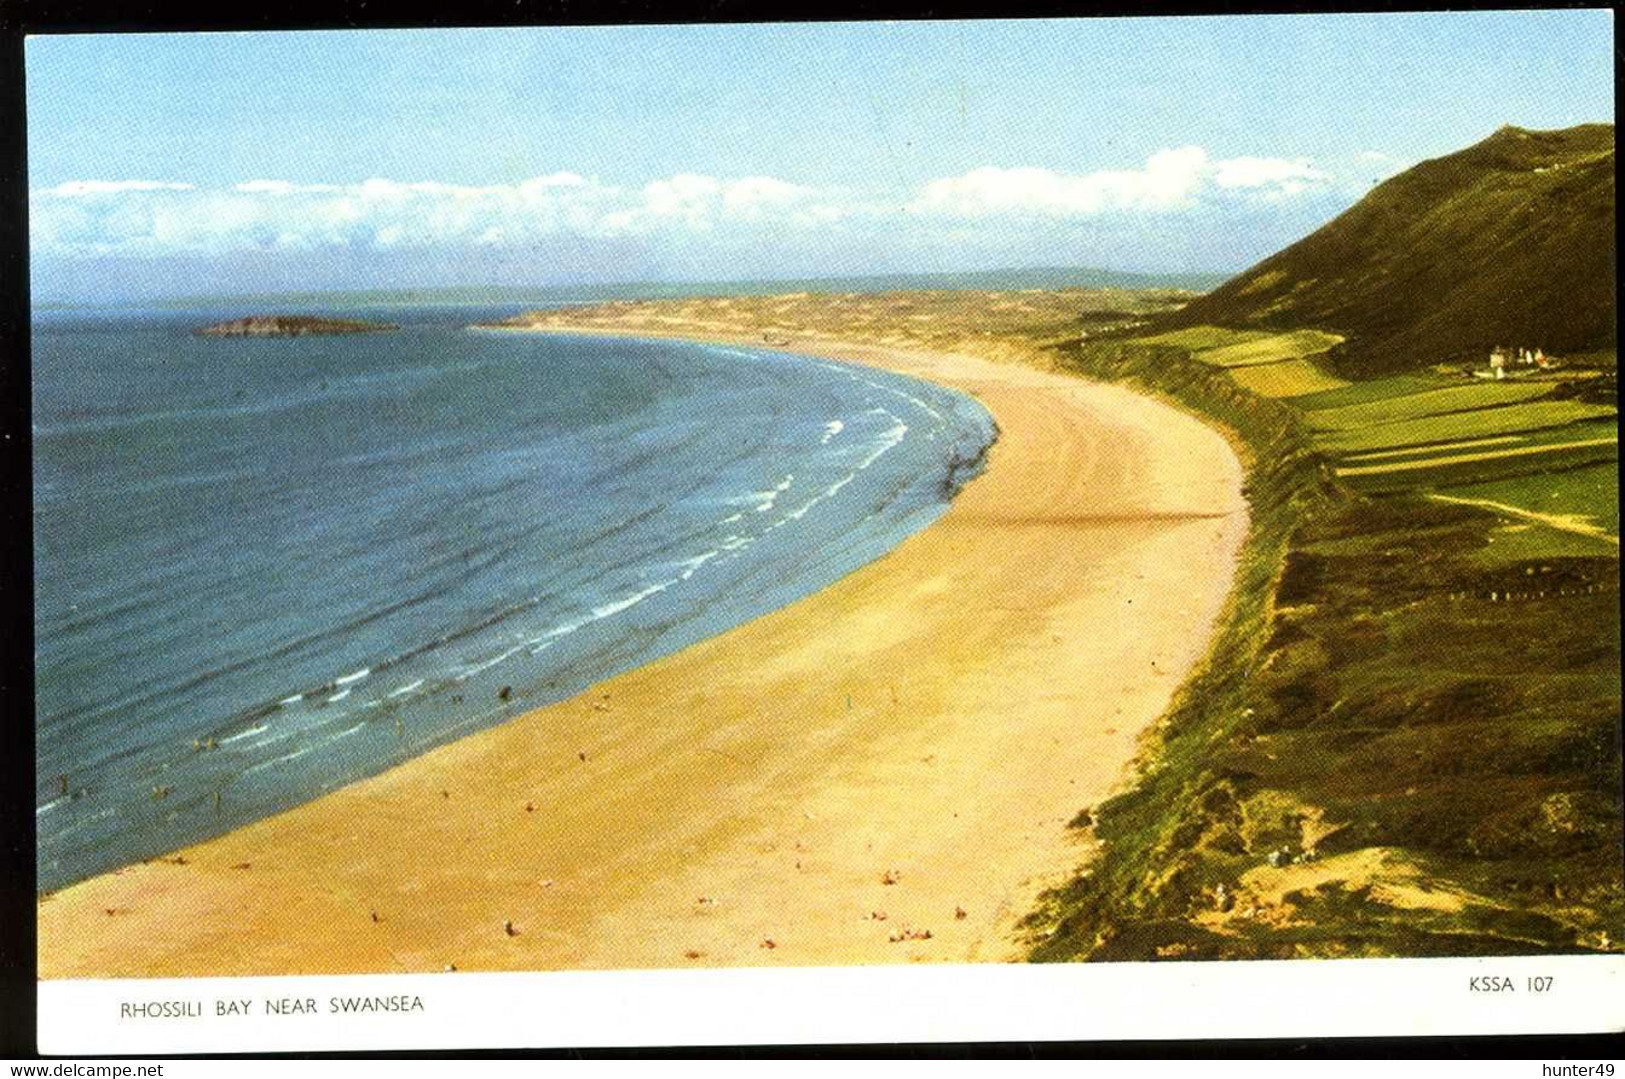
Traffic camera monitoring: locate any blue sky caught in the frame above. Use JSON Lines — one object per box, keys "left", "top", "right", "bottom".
{"left": 26, "top": 12, "right": 1616, "bottom": 301}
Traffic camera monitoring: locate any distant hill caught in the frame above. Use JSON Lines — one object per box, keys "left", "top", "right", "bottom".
{"left": 1164, "top": 124, "right": 1616, "bottom": 377}
{"left": 147, "top": 266, "right": 1229, "bottom": 312}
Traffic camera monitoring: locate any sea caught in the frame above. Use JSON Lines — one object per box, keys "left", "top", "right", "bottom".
{"left": 31, "top": 304, "right": 996, "bottom": 892}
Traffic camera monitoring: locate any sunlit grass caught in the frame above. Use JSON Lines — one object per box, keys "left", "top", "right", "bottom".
{"left": 1227, "top": 357, "right": 1349, "bottom": 397}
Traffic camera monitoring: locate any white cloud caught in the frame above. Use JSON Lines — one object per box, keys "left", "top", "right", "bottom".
{"left": 29, "top": 148, "right": 1333, "bottom": 259}
{"left": 723, "top": 175, "right": 821, "bottom": 214}
{"left": 41, "top": 179, "right": 195, "bottom": 197}
{"left": 234, "top": 179, "right": 342, "bottom": 195}
{"left": 589, "top": 173, "right": 842, "bottom": 237}
{"left": 636, "top": 173, "right": 723, "bottom": 230}
{"left": 909, "top": 146, "right": 1332, "bottom": 219}
{"left": 28, "top": 170, "right": 845, "bottom": 256}
{"left": 1209, "top": 155, "right": 1330, "bottom": 190}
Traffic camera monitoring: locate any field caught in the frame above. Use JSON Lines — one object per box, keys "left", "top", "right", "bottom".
{"left": 1439, "top": 463, "right": 1619, "bottom": 536}
{"left": 1226, "top": 359, "right": 1349, "bottom": 398}
{"left": 1132, "top": 325, "right": 1348, "bottom": 399}
{"left": 1156, "top": 328, "right": 1623, "bottom": 558}
{"left": 1296, "top": 367, "right": 1619, "bottom": 562}
{"left": 1193, "top": 329, "right": 1345, "bottom": 369}
{"left": 1291, "top": 375, "right": 1444, "bottom": 410}
{"left": 1304, "top": 381, "right": 1557, "bottom": 430}
{"left": 1131, "top": 325, "right": 1274, "bottom": 351}
{"left": 1434, "top": 462, "right": 1621, "bottom": 562}
{"left": 1315, "top": 400, "right": 1616, "bottom": 455}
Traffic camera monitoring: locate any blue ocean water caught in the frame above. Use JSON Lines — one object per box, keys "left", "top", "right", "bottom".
{"left": 32, "top": 306, "right": 995, "bottom": 891}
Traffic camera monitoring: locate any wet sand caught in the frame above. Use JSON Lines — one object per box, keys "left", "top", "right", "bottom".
{"left": 38, "top": 333, "right": 1247, "bottom": 977}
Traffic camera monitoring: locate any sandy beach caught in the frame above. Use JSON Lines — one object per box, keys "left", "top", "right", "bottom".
{"left": 38, "top": 331, "right": 1247, "bottom": 978}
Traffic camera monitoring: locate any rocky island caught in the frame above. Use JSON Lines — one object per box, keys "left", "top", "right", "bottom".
{"left": 193, "top": 315, "right": 399, "bottom": 337}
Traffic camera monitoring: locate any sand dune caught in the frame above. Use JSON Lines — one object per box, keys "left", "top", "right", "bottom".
{"left": 38, "top": 334, "right": 1246, "bottom": 977}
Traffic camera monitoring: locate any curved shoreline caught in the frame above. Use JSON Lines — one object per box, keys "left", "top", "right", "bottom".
{"left": 36, "top": 329, "right": 996, "bottom": 894}
{"left": 38, "top": 332, "right": 1248, "bottom": 978}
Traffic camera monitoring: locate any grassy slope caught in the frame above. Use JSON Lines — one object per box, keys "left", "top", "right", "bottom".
{"left": 1163, "top": 124, "right": 1617, "bottom": 377}
{"left": 1193, "top": 330, "right": 1345, "bottom": 369}
{"left": 1227, "top": 360, "right": 1348, "bottom": 399}
{"left": 1025, "top": 336, "right": 1622, "bottom": 962}
{"left": 1133, "top": 324, "right": 1351, "bottom": 399}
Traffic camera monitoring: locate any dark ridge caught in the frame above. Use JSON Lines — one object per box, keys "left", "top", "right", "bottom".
{"left": 1162, "top": 123, "right": 1616, "bottom": 378}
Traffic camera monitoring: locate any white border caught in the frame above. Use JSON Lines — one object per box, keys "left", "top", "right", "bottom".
{"left": 38, "top": 953, "right": 1625, "bottom": 1053}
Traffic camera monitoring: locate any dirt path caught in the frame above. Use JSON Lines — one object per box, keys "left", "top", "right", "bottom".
{"left": 1428, "top": 492, "right": 1619, "bottom": 545}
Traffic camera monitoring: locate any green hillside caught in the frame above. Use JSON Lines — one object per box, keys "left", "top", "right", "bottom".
{"left": 1165, "top": 124, "right": 1616, "bottom": 377}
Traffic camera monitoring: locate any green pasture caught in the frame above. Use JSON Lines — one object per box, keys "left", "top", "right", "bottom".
{"left": 1313, "top": 400, "right": 1617, "bottom": 455}
{"left": 1131, "top": 323, "right": 1351, "bottom": 398}
{"left": 1292, "top": 374, "right": 1448, "bottom": 411}
{"left": 1226, "top": 357, "right": 1349, "bottom": 398}
{"left": 1129, "top": 325, "right": 1271, "bottom": 352}
{"left": 1340, "top": 418, "right": 1619, "bottom": 467}
{"left": 1443, "top": 463, "right": 1619, "bottom": 535}
{"left": 1194, "top": 328, "right": 1345, "bottom": 368}
{"left": 1341, "top": 440, "right": 1617, "bottom": 498}
{"left": 1451, "top": 461, "right": 1621, "bottom": 562}
{"left": 1305, "top": 381, "right": 1559, "bottom": 433}
{"left": 1336, "top": 432, "right": 1616, "bottom": 478}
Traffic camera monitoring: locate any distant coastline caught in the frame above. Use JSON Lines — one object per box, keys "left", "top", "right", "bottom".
{"left": 35, "top": 265, "right": 1227, "bottom": 315}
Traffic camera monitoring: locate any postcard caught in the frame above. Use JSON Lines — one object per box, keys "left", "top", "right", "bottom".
{"left": 24, "top": 10, "right": 1623, "bottom": 1054}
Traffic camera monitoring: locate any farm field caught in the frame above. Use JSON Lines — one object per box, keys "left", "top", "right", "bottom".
{"left": 1435, "top": 462, "right": 1620, "bottom": 562}
{"left": 1313, "top": 400, "right": 1615, "bottom": 454}
{"left": 1315, "top": 381, "right": 1616, "bottom": 559}
{"left": 1226, "top": 357, "right": 1348, "bottom": 398}
{"left": 1437, "top": 462, "right": 1620, "bottom": 534}
{"left": 1303, "top": 380, "right": 1558, "bottom": 431}
{"left": 1286, "top": 345, "right": 1617, "bottom": 558}
{"left": 1334, "top": 428, "right": 1617, "bottom": 477}
{"left": 1131, "top": 325, "right": 1274, "bottom": 351}
{"left": 1337, "top": 418, "right": 1619, "bottom": 465}
{"left": 1291, "top": 374, "right": 1445, "bottom": 411}
{"left": 1137, "top": 323, "right": 1617, "bottom": 552}
{"left": 1132, "top": 324, "right": 1349, "bottom": 398}
{"left": 1193, "top": 328, "right": 1345, "bottom": 368}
